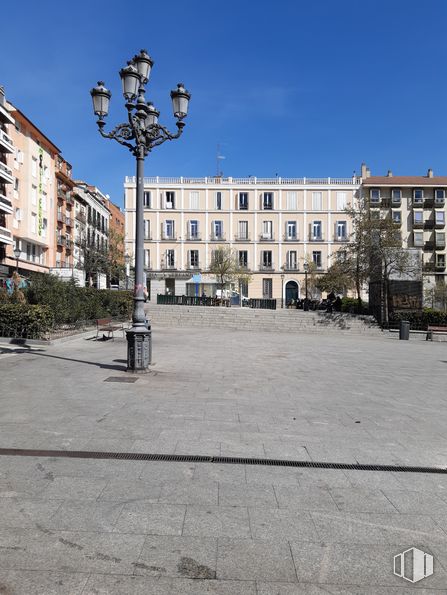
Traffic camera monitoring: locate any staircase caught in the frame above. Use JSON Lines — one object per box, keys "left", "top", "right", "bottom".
{"left": 144, "top": 304, "right": 382, "bottom": 336}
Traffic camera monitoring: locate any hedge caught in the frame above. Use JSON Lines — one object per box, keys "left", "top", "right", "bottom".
{"left": 0, "top": 304, "right": 54, "bottom": 339}
{"left": 389, "top": 309, "right": 447, "bottom": 330}
{"left": 341, "top": 297, "right": 369, "bottom": 314}
{"left": 25, "top": 275, "right": 132, "bottom": 325}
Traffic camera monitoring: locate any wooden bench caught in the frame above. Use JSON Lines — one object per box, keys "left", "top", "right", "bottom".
{"left": 96, "top": 318, "right": 126, "bottom": 341}
{"left": 426, "top": 325, "right": 447, "bottom": 341}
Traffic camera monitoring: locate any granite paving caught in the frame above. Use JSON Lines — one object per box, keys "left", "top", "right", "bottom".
{"left": 0, "top": 325, "right": 446, "bottom": 592}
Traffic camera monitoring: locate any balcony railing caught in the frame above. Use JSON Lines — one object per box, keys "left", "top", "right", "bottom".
{"left": 334, "top": 235, "right": 348, "bottom": 242}
{"left": 161, "top": 261, "right": 177, "bottom": 270}
{"left": 283, "top": 263, "right": 298, "bottom": 271}
{"left": 0, "top": 225, "right": 13, "bottom": 244}
{"left": 210, "top": 233, "right": 225, "bottom": 241}
{"left": 66, "top": 194, "right": 74, "bottom": 205}
{"left": 413, "top": 218, "right": 424, "bottom": 228}
{"left": 54, "top": 261, "right": 69, "bottom": 268}
{"left": 161, "top": 232, "right": 176, "bottom": 240}
{"left": 76, "top": 211, "right": 86, "bottom": 223}
{"left": 0, "top": 193, "right": 13, "bottom": 214}
{"left": 65, "top": 217, "right": 73, "bottom": 227}
{"left": 56, "top": 235, "right": 65, "bottom": 246}
{"left": 186, "top": 263, "right": 201, "bottom": 270}
{"left": 309, "top": 235, "right": 323, "bottom": 242}
{"left": 259, "top": 233, "right": 274, "bottom": 241}
{"left": 283, "top": 234, "right": 298, "bottom": 241}
{"left": 436, "top": 261, "right": 446, "bottom": 271}
{"left": 435, "top": 197, "right": 445, "bottom": 207}
{"left": 57, "top": 211, "right": 64, "bottom": 223}
{"left": 0, "top": 161, "right": 13, "bottom": 183}
{"left": 186, "top": 233, "right": 201, "bottom": 241}
{"left": 259, "top": 263, "right": 274, "bottom": 271}
{"left": 234, "top": 234, "right": 250, "bottom": 241}
{"left": 65, "top": 239, "right": 73, "bottom": 250}
{"left": 0, "top": 129, "right": 14, "bottom": 153}
{"left": 435, "top": 218, "right": 445, "bottom": 229}
{"left": 126, "top": 176, "right": 361, "bottom": 186}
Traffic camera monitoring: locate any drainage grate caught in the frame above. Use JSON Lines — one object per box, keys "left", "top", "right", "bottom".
{"left": 104, "top": 377, "right": 138, "bottom": 383}
{"left": 0, "top": 448, "right": 445, "bottom": 474}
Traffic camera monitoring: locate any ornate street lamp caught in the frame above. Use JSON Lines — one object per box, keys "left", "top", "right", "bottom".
{"left": 303, "top": 262, "right": 309, "bottom": 311}
{"left": 124, "top": 253, "right": 131, "bottom": 291}
{"left": 13, "top": 246, "right": 21, "bottom": 273}
{"left": 90, "top": 50, "right": 191, "bottom": 372}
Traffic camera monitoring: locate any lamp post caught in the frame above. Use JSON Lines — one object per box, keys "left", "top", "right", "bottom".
{"left": 124, "top": 253, "right": 131, "bottom": 290}
{"left": 13, "top": 246, "right": 20, "bottom": 273}
{"left": 280, "top": 273, "right": 285, "bottom": 308}
{"left": 90, "top": 50, "right": 190, "bottom": 373}
{"left": 303, "top": 262, "right": 309, "bottom": 311}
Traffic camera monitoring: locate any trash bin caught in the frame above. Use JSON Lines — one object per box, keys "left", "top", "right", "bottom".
{"left": 399, "top": 320, "right": 410, "bottom": 340}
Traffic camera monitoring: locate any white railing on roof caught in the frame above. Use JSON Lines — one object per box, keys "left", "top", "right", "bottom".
{"left": 125, "top": 176, "right": 361, "bottom": 186}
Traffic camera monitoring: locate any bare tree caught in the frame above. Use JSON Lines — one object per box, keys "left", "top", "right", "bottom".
{"left": 209, "top": 246, "right": 252, "bottom": 305}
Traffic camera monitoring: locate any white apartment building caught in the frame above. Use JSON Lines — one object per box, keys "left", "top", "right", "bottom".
{"left": 73, "top": 181, "right": 110, "bottom": 288}
{"left": 0, "top": 87, "right": 15, "bottom": 283}
{"left": 124, "top": 175, "right": 360, "bottom": 303}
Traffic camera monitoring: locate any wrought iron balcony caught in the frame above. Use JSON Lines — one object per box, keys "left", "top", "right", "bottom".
{"left": 234, "top": 234, "right": 250, "bottom": 241}
{"left": 259, "top": 263, "right": 274, "bottom": 271}
{"left": 259, "top": 233, "right": 274, "bottom": 241}
{"left": 283, "top": 234, "right": 298, "bottom": 241}
{"left": 186, "top": 233, "right": 201, "bottom": 241}
{"left": 282, "top": 262, "right": 298, "bottom": 271}
{"left": 210, "top": 233, "right": 225, "bottom": 241}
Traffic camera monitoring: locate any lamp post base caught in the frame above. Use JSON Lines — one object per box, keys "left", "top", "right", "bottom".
{"left": 126, "top": 325, "right": 152, "bottom": 373}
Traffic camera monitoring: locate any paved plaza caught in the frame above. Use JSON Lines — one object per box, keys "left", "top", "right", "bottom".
{"left": 0, "top": 326, "right": 447, "bottom": 593}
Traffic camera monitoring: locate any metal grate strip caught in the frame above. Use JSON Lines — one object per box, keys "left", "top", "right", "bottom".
{"left": 0, "top": 448, "right": 445, "bottom": 474}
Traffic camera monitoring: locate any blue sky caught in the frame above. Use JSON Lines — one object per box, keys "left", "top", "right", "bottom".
{"left": 1, "top": 0, "right": 446, "bottom": 208}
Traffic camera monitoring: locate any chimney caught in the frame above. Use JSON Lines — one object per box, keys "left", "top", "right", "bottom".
{"left": 427, "top": 168, "right": 433, "bottom": 178}
{"left": 361, "top": 163, "right": 368, "bottom": 179}
{"left": 387, "top": 170, "right": 393, "bottom": 177}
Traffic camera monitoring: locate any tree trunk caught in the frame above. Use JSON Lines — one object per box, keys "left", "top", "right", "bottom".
{"left": 383, "top": 276, "right": 389, "bottom": 325}
{"left": 355, "top": 257, "right": 362, "bottom": 311}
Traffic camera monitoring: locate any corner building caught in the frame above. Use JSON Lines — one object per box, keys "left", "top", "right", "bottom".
{"left": 124, "top": 175, "right": 360, "bottom": 302}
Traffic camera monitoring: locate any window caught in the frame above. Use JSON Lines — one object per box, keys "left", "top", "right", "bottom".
{"left": 413, "top": 231, "right": 424, "bottom": 247}
{"left": 240, "top": 280, "right": 248, "bottom": 298}
{"left": 436, "top": 254, "right": 446, "bottom": 268}
{"left": 215, "top": 191, "right": 222, "bottom": 210}
{"left": 336, "top": 192, "right": 347, "bottom": 211}
{"left": 261, "top": 220, "right": 273, "bottom": 239}
{"left": 213, "top": 220, "right": 223, "bottom": 239}
{"left": 31, "top": 185, "right": 37, "bottom": 206}
{"left": 14, "top": 208, "right": 21, "bottom": 221}
{"left": 286, "top": 192, "right": 297, "bottom": 210}
{"left": 41, "top": 218, "right": 47, "bottom": 239}
{"left": 144, "top": 249, "right": 150, "bottom": 268}
{"left": 239, "top": 192, "right": 248, "bottom": 210}
{"left": 189, "top": 191, "right": 199, "bottom": 210}
{"left": 286, "top": 250, "right": 297, "bottom": 270}
{"left": 435, "top": 189, "right": 445, "bottom": 202}
{"left": 312, "top": 221, "right": 322, "bottom": 240}
{"left": 164, "top": 220, "right": 174, "bottom": 239}
{"left": 144, "top": 220, "right": 151, "bottom": 239}
{"left": 413, "top": 211, "right": 423, "bottom": 225}
{"left": 392, "top": 189, "right": 402, "bottom": 201}
{"left": 336, "top": 221, "right": 347, "bottom": 239}
{"left": 238, "top": 220, "right": 248, "bottom": 240}
{"left": 189, "top": 250, "right": 199, "bottom": 268}
{"left": 262, "top": 278, "right": 272, "bottom": 298}
{"left": 312, "top": 251, "right": 322, "bottom": 269}
{"left": 41, "top": 192, "right": 47, "bottom": 211}
{"left": 261, "top": 251, "right": 272, "bottom": 269}
{"left": 31, "top": 157, "right": 37, "bottom": 177}
{"left": 286, "top": 221, "right": 297, "bottom": 240}
{"left": 370, "top": 188, "right": 380, "bottom": 203}
{"left": 413, "top": 188, "right": 424, "bottom": 203}
{"left": 436, "top": 211, "right": 445, "bottom": 225}
{"left": 143, "top": 191, "right": 151, "bottom": 208}
{"left": 392, "top": 211, "right": 401, "bottom": 224}
{"left": 238, "top": 251, "right": 248, "bottom": 268}
{"left": 189, "top": 220, "right": 199, "bottom": 239}
{"left": 165, "top": 191, "right": 175, "bottom": 209}
{"left": 263, "top": 192, "right": 273, "bottom": 210}
{"left": 312, "top": 192, "right": 322, "bottom": 210}
{"left": 14, "top": 178, "right": 19, "bottom": 192}
{"left": 166, "top": 249, "right": 175, "bottom": 268}
{"left": 436, "top": 232, "right": 445, "bottom": 247}
{"left": 31, "top": 213, "right": 37, "bottom": 233}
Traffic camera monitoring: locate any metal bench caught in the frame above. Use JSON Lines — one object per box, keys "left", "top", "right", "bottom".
{"left": 96, "top": 318, "right": 125, "bottom": 341}
{"left": 426, "top": 325, "right": 447, "bottom": 341}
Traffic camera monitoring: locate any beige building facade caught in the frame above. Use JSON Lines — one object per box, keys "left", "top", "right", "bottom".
{"left": 361, "top": 164, "right": 447, "bottom": 286}
{"left": 124, "top": 175, "right": 360, "bottom": 303}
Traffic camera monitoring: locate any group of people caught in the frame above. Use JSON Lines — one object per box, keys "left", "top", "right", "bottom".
{"left": 288, "top": 292, "right": 342, "bottom": 312}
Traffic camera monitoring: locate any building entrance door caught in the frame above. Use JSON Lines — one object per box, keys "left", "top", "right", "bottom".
{"left": 285, "top": 280, "right": 299, "bottom": 306}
